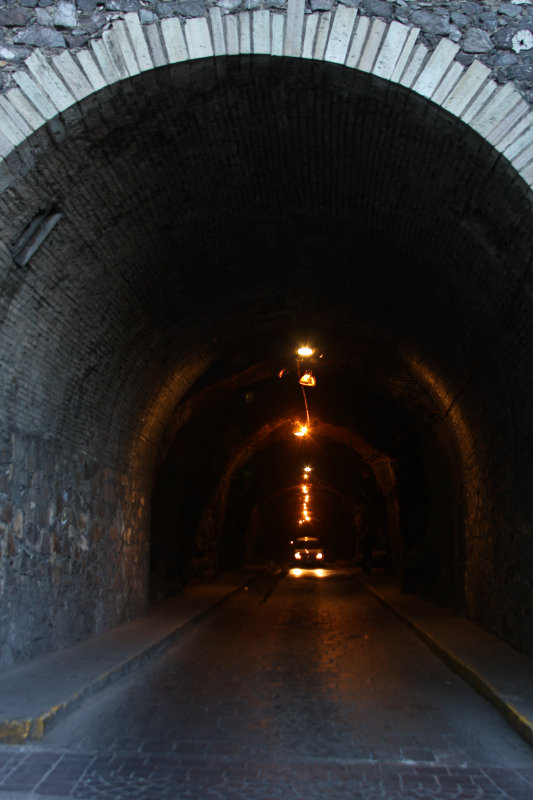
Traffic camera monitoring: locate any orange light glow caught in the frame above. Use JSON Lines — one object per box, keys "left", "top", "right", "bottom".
{"left": 297, "top": 346, "right": 314, "bottom": 357}
{"left": 299, "top": 371, "right": 316, "bottom": 387}
{"left": 316, "top": 552, "right": 323, "bottom": 560}
{"left": 290, "top": 568, "right": 327, "bottom": 578}
{"left": 304, "top": 466, "right": 312, "bottom": 473}
{"left": 302, "top": 485, "right": 308, "bottom": 494}
{"left": 294, "top": 424, "right": 308, "bottom": 437}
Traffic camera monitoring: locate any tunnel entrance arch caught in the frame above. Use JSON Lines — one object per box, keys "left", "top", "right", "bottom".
{"left": 2, "top": 4, "right": 533, "bottom": 669}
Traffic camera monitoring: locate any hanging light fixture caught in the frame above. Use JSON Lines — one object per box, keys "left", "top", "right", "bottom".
{"left": 294, "top": 424, "right": 308, "bottom": 437}
{"left": 297, "top": 346, "right": 314, "bottom": 357}
{"left": 299, "top": 371, "right": 316, "bottom": 387}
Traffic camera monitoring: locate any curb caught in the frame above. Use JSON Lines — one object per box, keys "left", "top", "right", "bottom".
{"left": 0, "top": 572, "right": 259, "bottom": 745}
{"left": 355, "top": 575, "right": 533, "bottom": 749}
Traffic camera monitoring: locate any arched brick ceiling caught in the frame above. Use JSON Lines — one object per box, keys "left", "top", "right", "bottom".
{"left": 2, "top": 14, "right": 533, "bottom": 662}
{"left": 2, "top": 55, "right": 532, "bottom": 476}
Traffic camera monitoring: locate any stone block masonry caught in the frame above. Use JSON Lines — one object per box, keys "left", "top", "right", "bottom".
{"left": 3, "top": 3, "right": 533, "bottom": 207}
{"left": 1, "top": 1, "right": 533, "bottom": 100}
{"left": 0, "top": 430, "right": 149, "bottom": 670}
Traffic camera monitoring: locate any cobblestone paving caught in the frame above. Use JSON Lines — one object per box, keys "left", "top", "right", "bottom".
{"left": 2, "top": 569, "right": 533, "bottom": 799}
{"left": 1, "top": 750, "right": 533, "bottom": 799}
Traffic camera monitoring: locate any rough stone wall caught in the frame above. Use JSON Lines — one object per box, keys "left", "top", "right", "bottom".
{"left": 0, "top": 430, "right": 149, "bottom": 669}
{"left": 2, "top": 1, "right": 533, "bottom": 99}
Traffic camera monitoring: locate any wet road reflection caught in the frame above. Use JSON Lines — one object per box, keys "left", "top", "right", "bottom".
{"left": 45, "top": 569, "right": 533, "bottom": 771}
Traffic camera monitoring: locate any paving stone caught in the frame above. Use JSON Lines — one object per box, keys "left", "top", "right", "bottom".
{"left": 0, "top": 574, "right": 526, "bottom": 799}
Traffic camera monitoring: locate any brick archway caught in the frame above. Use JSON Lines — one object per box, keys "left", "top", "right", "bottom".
{"left": 1, "top": 3, "right": 533, "bottom": 190}
{"left": 2, "top": 1, "right": 533, "bottom": 670}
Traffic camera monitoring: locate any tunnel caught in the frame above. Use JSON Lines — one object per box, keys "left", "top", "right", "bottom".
{"left": 2, "top": 35, "right": 533, "bottom": 671}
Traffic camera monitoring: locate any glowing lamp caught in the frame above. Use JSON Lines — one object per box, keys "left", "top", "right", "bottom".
{"left": 294, "top": 424, "right": 308, "bottom": 437}
{"left": 299, "top": 372, "right": 316, "bottom": 387}
{"left": 315, "top": 552, "right": 323, "bottom": 560}
{"left": 294, "top": 551, "right": 302, "bottom": 560}
{"left": 304, "top": 467, "right": 312, "bottom": 473}
{"left": 297, "top": 346, "right": 314, "bottom": 357}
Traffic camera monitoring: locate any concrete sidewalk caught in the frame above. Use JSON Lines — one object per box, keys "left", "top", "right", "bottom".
{"left": 355, "top": 571, "right": 533, "bottom": 749}
{"left": 0, "top": 569, "right": 258, "bottom": 745}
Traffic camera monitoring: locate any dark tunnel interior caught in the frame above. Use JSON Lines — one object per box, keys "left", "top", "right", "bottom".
{"left": 2, "top": 52, "right": 533, "bottom": 667}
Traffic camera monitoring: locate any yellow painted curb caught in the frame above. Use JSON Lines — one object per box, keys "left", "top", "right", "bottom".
{"left": 356, "top": 576, "right": 533, "bottom": 750}
{"left": 0, "top": 704, "right": 65, "bottom": 744}
{"left": 0, "top": 719, "right": 31, "bottom": 744}
{"left": 0, "top": 573, "right": 259, "bottom": 745}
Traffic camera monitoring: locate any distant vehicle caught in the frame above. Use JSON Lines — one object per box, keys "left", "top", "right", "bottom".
{"left": 291, "top": 536, "right": 325, "bottom": 566}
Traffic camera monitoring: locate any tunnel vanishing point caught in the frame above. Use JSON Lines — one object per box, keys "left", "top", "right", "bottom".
{"left": 1, "top": 0, "right": 533, "bottom": 671}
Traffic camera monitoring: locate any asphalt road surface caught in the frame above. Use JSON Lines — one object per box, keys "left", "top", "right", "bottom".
{"left": 2, "top": 567, "right": 533, "bottom": 799}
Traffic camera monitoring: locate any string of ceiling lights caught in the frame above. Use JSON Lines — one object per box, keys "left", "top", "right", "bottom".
{"left": 280, "top": 345, "right": 319, "bottom": 526}
{"left": 293, "top": 345, "right": 317, "bottom": 438}
{"left": 299, "top": 465, "right": 312, "bottom": 526}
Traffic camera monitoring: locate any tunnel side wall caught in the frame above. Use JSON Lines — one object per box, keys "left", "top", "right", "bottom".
{"left": 460, "top": 364, "right": 533, "bottom": 649}
{"left": 0, "top": 429, "right": 149, "bottom": 670}
{"left": 1, "top": 1, "right": 533, "bottom": 668}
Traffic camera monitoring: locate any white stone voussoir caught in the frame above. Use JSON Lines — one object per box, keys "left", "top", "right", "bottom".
{"left": 209, "top": 7, "right": 226, "bottom": 57}
{"left": 185, "top": 17, "right": 214, "bottom": 60}
{"left": 314, "top": 12, "right": 332, "bottom": 61}
{"left": 125, "top": 12, "right": 154, "bottom": 73}
{"left": 1, "top": 8, "right": 533, "bottom": 192}
{"left": 76, "top": 50, "right": 107, "bottom": 93}
{"left": 52, "top": 51, "right": 93, "bottom": 102}
{"left": 145, "top": 23, "right": 167, "bottom": 68}
{"left": 161, "top": 17, "right": 188, "bottom": 64}
{"left": 413, "top": 38, "right": 459, "bottom": 100}
{"left": 373, "top": 20, "right": 411, "bottom": 81}
{"left": 252, "top": 10, "right": 271, "bottom": 55}
{"left": 324, "top": 5, "right": 358, "bottom": 66}
{"left": 0, "top": 93, "right": 33, "bottom": 139}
